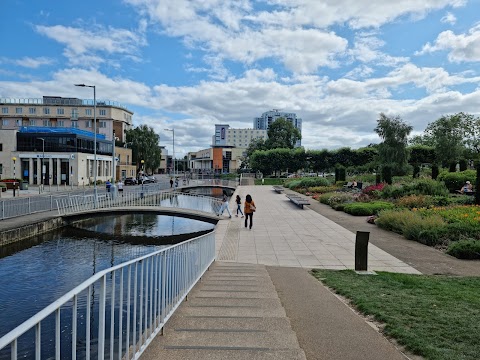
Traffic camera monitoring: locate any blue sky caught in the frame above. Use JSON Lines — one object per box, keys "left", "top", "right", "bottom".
{"left": 1, "top": 0, "right": 480, "bottom": 157}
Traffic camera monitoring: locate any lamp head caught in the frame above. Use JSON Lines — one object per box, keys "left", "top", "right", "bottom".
{"left": 74, "top": 84, "right": 86, "bottom": 87}
{"left": 12, "top": 157, "right": 16, "bottom": 161}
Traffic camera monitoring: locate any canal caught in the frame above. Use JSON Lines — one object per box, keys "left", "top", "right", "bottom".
{"left": 0, "top": 186, "right": 235, "bottom": 359}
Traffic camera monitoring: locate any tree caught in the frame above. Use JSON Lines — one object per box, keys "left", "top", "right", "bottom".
{"left": 306, "top": 149, "right": 331, "bottom": 174}
{"left": 125, "top": 125, "right": 162, "bottom": 174}
{"left": 265, "top": 118, "right": 301, "bottom": 149}
{"left": 374, "top": 113, "right": 413, "bottom": 175}
{"left": 424, "top": 114, "right": 465, "bottom": 170}
{"left": 408, "top": 145, "right": 436, "bottom": 178}
{"left": 239, "top": 138, "right": 268, "bottom": 171}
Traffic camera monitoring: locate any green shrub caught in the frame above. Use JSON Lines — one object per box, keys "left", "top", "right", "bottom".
{"left": 343, "top": 201, "right": 394, "bottom": 216}
{"left": 255, "top": 178, "right": 285, "bottom": 185}
{"left": 309, "top": 185, "right": 339, "bottom": 194}
{"left": 381, "top": 179, "right": 448, "bottom": 199}
{"left": 402, "top": 215, "right": 447, "bottom": 246}
{"left": 285, "top": 179, "right": 302, "bottom": 189}
{"left": 396, "top": 194, "right": 435, "bottom": 209}
{"left": 286, "top": 177, "right": 331, "bottom": 189}
{"left": 437, "top": 170, "right": 477, "bottom": 193}
{"left": 446, "top": 240, "right": 480, "bottom": 260}
{"left": 318, "top": 192, "right": 336, "bottom": 204}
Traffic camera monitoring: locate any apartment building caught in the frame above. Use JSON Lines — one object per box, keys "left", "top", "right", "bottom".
{"left": 254, "top": 109, "right": 302, "bottom": 146}
{"left": 213, "top": 124, "right": 267, "bottom": 148}
{"left": 0, "top": 96, "right": 135, "bottom": 185}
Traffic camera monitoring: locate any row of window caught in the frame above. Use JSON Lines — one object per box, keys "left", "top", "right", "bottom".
{"left": 17, "top": 134, "right": 113, "bottom": 155}
{"left": 2, "top": 119, "right": 108, "bottom": 128}
{"left": 1, "top": 107, "right": 107, "bottom": 116}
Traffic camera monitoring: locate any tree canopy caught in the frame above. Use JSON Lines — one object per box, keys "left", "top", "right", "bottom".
{"left": 265, "top": 118, "right": 301, "bottom": 149}
{"left": 125, "top": 125, "right": 162, "bottom": 174}
{"left": 374, "top": 113, "right": 412, "bottom": 174}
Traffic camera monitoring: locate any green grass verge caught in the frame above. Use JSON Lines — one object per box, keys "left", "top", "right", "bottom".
{"left": 311, "top": 270, "right": 480, "bottom": 360}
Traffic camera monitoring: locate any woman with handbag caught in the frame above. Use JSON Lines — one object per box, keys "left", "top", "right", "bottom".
{"left": 244, "top": 194, "right": 256, "bottom": 229}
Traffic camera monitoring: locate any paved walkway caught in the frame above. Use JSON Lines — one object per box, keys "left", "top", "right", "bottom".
{"left": 215, "top": 185, "right": 420, "bottom": 274}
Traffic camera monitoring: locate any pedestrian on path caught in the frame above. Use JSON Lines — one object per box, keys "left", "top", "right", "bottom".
{"left": 117, "top": 179, "right": 124, "bottom": 196}
{"left": 105, "top": 180, "right": 111, "bottom": 192}
{"left": 170, "top": 178, "right": 174, "bottom": 188}
{"left": 235, "top": 195, "right": 244, "bottom": 218}
{"left": 244, "top": 194, "right": 256, "bottom": 229}
{"left": 218, "top": 190, "right": 232, "bottom": 218}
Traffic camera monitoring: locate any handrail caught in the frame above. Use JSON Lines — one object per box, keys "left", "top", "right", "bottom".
{"left": 0, "top": 230, "right": 216, "bottom": 359}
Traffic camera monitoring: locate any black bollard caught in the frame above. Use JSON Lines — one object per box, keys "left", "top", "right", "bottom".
{"left": 355, "top": 231, "right": 370, "bottom": 271}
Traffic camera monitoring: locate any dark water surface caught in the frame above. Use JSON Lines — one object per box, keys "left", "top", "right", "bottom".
{"left": 0, "top": 214, "right": 214, "bottom": 341}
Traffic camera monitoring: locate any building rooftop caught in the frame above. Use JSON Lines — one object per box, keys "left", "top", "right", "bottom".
{"left": 0, "top": 97, "right": 130, "bottom": 111}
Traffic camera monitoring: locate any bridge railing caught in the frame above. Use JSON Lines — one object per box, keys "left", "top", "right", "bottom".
{"left": 0, "top": 181, "right": 171, "bottom": 221}
{"left": 56, "top": 191, "right": 224, "bottom": 217}
{"left": 0, "top": 230, "right": 216, "bottom": 360}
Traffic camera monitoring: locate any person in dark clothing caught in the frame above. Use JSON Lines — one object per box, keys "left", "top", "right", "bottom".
{"left": 235, "top": 195, "right": 244, "bottom": 217}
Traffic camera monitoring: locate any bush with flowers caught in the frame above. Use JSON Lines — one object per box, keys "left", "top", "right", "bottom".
{"left": 376, "top": 205, "right": 480, "bottom": 252}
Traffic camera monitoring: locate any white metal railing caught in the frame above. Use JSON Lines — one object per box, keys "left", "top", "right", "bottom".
{"left": 0, "top": 179, "right": 239, "bottom": 221}
{"left": 0, "top": 231, "right": 216, "bottom": 360}
{"left": 56, "top": 191, "right": 225, "bottom": 217}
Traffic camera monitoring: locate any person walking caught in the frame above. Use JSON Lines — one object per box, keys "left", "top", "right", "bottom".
{"left": 218, "top": 190, "right": 232, "bottom": 218}
{"left": 244, "top": 194, "right": 256, "bottom": 229}
{"left": 105, "top": 180, "right": 111, "bottom": 193}
{"left": 117, "top": 179, "right": 124, "bottom": 196}
{"left": 170, "top": 178, "right": 174, "bottom": 188}
{"left": 235, "top": 195, "right": 244, "bottom": 218}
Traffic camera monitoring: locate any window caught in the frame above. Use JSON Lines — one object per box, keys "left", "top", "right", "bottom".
{"left": 99, "top": 121, "right": 107, "bottom": 128}
{"left": 85, "top": 120, "right": 92, "bottom": 128}
{"left": 29, "top": 119, "right": 36, "bottom": 126}
{"left": 86, "top": 109, "right": 92, "bottom": 116}
{"left": 43, "top": 120, "right": 51, "bottom": 127}
{"left": 29, "top": 108, "right": 36, "bottom": 114}
{"left": 71, "top": 109, "right": 78, "bottom": 120}
{"left": 2, "top": 107, "right": 8, "bottom": 114}
{"left": 2, "top": 119, "right": 8, "bottom": 126}
{"left": 0, "top": 144, "right": 2, "bottom": 151}
{"left": 57, "top": 108, "right": 64, "bottom": 115}
{"left": 43, "top": 108, "right": 50, "bottom": 115}
{"left": 99, "top": 109, "right": 106, "bottom": 116}
{"left": 0, "top": 164, "right": 2, "bottom": 174}
{"left": 15, "top": 119, "right": 21, "bottom": 126}
{"left": 15, "top": 108, "right": 22, "bottom": 114}
{"left": 71, "top": 121, "right": 78, "bottom": 128}
{"left": 58, "top": 120, "right": 65, "bottom": 127}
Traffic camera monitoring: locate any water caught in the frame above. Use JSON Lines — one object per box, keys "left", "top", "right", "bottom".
{"left": 0, "top": 214, "right": 214, "bottom": 341}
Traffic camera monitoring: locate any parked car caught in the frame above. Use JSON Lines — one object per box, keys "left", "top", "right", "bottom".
{"left": 124, "top": 177, "right": 137, "bottom": 185}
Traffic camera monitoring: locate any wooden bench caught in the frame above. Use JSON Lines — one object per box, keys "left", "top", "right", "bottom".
{"left": 285, "top": 194, "right": 310, "bottom": 209}
{"left": 272, "top": 185, "right": 285, "bottom": 193}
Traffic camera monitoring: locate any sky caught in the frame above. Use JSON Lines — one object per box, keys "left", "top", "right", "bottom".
{"left": 1, "top": 0, "right": 480, "bottom": 158}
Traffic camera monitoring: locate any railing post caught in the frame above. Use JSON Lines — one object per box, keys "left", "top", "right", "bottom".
{"left": 98, "top": 275, "right": 107, "bottom": 360}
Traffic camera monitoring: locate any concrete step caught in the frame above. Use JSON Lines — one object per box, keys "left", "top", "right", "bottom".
{"left": 163, "top": 329, "right": 300, "bottom": 349}
{"left": 166, "top": 315, "right": 294, "bottom": 332}
{"left": 150, "top": 348, "right": 307, "bottom": 360}
{"left": 178, "top": 304, "right": 287, "bottom": 318}
{"left": 187, "top": 297, "right": 283, "bottom": 308}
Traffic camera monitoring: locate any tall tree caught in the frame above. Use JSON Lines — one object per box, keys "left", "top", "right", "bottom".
{"left": 424, "top": 113, "right": 465, "bottom": 169}
{"left": 125, "top": 125, "right": 162, "bottom": 174}
{"left": 265, "top": 118, "right": 301, "bottom": 149}
{"left": 374, "top": 113, "right": 413, "bottom": 175}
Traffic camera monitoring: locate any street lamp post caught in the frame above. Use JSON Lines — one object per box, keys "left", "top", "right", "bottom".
{"left": 12, "top": 157, "right": 16, "bottom": 197}
{"left": 75, "top": 83, "right": 97, "bottom": 207}
{"left": 164, "top": 128, "right": 175, "bottom": 176}
{"left": 141, "top": 159, "right": 145, "bottom": 198}
{"left": 112, "top": 130, "right": 116, "bottom": 197}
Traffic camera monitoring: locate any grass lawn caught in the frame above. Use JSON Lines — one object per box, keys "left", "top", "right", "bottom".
{"left": 311, "top": 270, "right": 480, "bottom": 360}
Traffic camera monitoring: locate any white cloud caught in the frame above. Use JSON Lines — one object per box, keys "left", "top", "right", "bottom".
{"left": 440, "top": 12, "right": 456, "bottom": 25}
{"left": 417, "top": 23, "right": 480, "bottom": 62}
{"left": 15, "top": 57, "right": 54, "bottom": 68}
{"left": 348, "top": 33, "right": 409, "bottom": 66}
{"left": 35, "top": 24, "right": 147, "bottom": 67}
{"left": 125, "top": 0, "right": 461, "bottom": 74}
